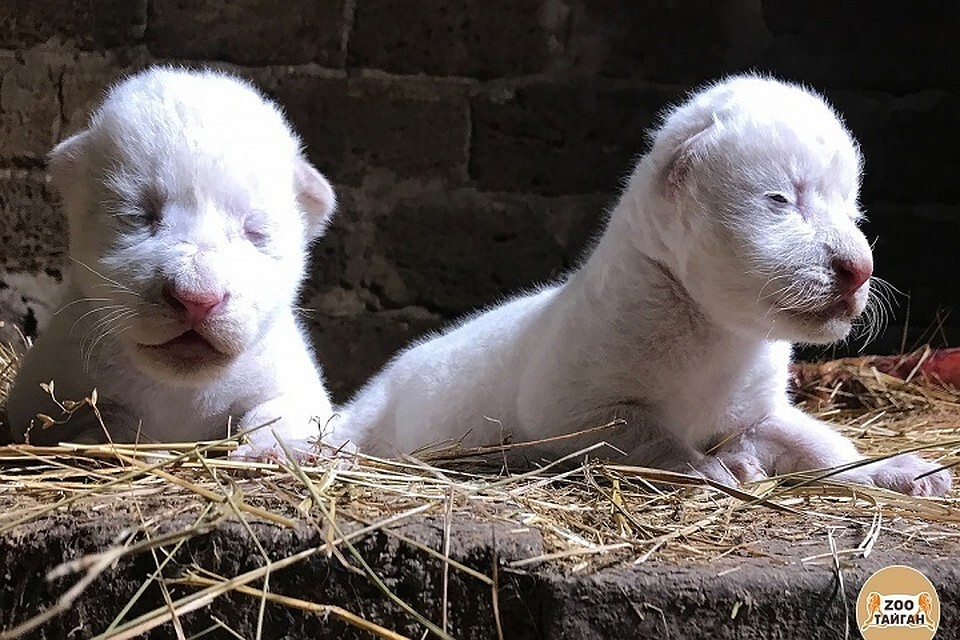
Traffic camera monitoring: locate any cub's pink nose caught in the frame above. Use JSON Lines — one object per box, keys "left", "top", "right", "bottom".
{"left": 832, "top": 256, "right": 873, "bottom": 295}
{"left": 162, "top": 285, "right": 225, "bottom": 325}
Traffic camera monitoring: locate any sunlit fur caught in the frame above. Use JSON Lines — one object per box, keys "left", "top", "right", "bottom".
{"left": 340, "top": 75, "right": 951, "bottom": 496}
{"left": 7, "top": 67, "right": 341, "bottom": 457}
{"left": 644, "top": 76, "right": 871, "bottom": 345}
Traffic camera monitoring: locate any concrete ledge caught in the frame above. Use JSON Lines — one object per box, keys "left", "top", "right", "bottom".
{"left": 2, "top": 514, "right": 957, "bottom": 639}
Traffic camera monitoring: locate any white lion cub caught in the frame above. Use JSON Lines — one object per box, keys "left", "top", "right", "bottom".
{"left": 7, "top": 67, "right": 345, "bottom": 459}
{"left": 343, "top": 75, "right": 951, "bottom": 496}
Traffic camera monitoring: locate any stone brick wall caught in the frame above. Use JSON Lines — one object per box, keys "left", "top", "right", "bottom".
{"left": 2, "top": 1, "right": 959, "bottom": 400}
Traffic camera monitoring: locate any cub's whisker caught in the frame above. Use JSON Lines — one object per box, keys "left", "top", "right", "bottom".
{"left": 71, "top": 258, "right": 141, "bottom": 298}
{"left": 55, "top": 297, "right": 114, "bottom": 317}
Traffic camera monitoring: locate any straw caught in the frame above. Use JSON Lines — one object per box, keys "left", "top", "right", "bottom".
{"left": 0, "top": 334, "right": 957, "bottom": 638}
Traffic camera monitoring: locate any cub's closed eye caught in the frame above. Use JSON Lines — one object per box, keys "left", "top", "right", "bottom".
{"left": 139, "top": 189, "right": 164, "bottom": 225}
{"left": 245, "top": 228, "right": 267, "bottom": 242}
{"left": 244, "top": 222, "right": 270, "bottom": 246}
{"left": 765, "top": 192, "right": 790, "bottom": 205}
{"left": 243, "top": 211, "right": 271, "bottom": 246}
{"left": 117, "top": 189, "right": 163, "bottom": 234}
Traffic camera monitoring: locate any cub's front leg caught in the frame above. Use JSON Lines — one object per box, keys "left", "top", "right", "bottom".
{"left": 231, "top": 396, "right": 324, "bottom": 461}
{"left": 228, "top": 324, "right": 347, "bottom": 462}
{"left": 726, "top": 405, "right": 952, "bottom": 496}
{"left": 611, "top": 408, "right": 760, "bottom": 487}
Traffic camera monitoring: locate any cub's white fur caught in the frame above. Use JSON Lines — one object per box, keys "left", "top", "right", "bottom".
{"left": 343, "top": 75, "right": 951, "bottom": 496}
{"left": 7, "top": 67, "right": 340, "bottom": 458}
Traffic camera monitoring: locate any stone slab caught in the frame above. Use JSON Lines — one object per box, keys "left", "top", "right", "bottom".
{"left": 1, "top": 511, "right": 957, "bottom": 639}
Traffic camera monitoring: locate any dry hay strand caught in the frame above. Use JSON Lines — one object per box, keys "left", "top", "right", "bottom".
{"left": 791, "top": 349, "right": 960, "bottom": 464}
{"left": 0, "top": 337, "right": 958, "bottom": 638}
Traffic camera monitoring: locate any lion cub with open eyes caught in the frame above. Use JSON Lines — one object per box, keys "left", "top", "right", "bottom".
{"left": 7, "top": 67, "right": 348, "bottom": 459}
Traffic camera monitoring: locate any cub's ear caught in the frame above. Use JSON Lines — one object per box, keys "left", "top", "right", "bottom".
{"left": 660, "top": 119, "right": 719, "bottom": 201}
{"left": 295, "top": 157, "right": 337, "bottom": 240}
{"left": 48, "top": 130, "right": 91, "bottom": 192}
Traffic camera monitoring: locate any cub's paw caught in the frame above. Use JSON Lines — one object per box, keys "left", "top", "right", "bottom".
{"left": 851, "top": 454, "right": 952, "bottom": 497}
{"left": 230, "top": 436, "right": 358, "bottom": 468}
{"left": 717, "top": 451, "right": 768, "bottom": 484}
{"left": 230, "top": 438, "right": 310, "bottom": 463}
{"left": 694, "top": 451, "right": 767, "bottom": 486}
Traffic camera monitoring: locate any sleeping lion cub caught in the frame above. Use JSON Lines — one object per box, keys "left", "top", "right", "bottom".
{"left": 7, "top": 67, "right": 348, "bottom": 459}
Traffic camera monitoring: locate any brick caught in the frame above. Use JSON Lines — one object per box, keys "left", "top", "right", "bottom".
{"left": 830, "top": 91, "right": 960, "bottom": 205}
{"left": 579, "top": 0, "right": 772, "bottom": 84}
{"left": 0, "top": 52, "right": 60, "bottom": 162}
{"left": 370, "top": 190, "right": 605, "bottom": 315}
{"left": 301, "top": 185, "right": 439, "bottom": 312}
{"left": 0, "top": 170, "right": 66, "bottom": 275}
{"left": 0, "top": 0, "right": 147, "bottom": 49}
{"left": 147, "top": 0, "right": 347, "bottom": 67}
{"left": 306, "top": 311, "right": 443, "bottom": 401}
{"left": 343, "top": 80, "right": 470, "bottom": 183}
{"left": 762, "top": 1, "right": 960, "bottom": 93}
{"left": 349, "top": 0, "right": 552, "bottom": 79}
{"left": 253, "top": 73, "right": 471, "bottom": 185}
{"left": 470, "top": 83, "right": 682, "bottom": 195}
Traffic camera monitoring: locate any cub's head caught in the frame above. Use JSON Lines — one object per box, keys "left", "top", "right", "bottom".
{"left": 642, "top": 75, "right": 875, "bottom": 344}
{"left": 50, "top": 67, "right": 335, "bottom": 382}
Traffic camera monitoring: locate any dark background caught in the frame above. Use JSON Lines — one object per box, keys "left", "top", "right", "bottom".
{"left": 2, "top": 1, "right": 959, "bottom": 401}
